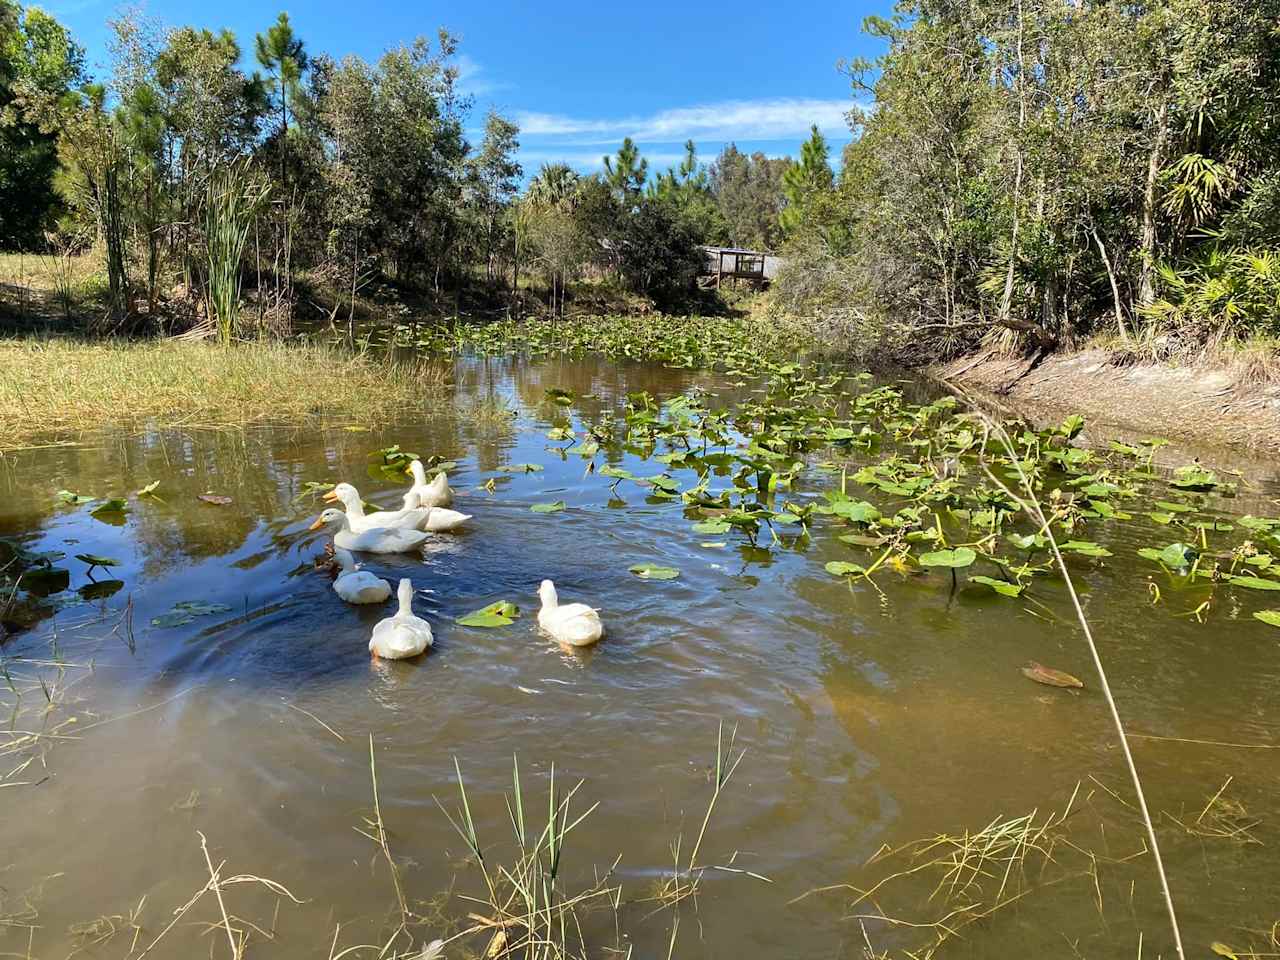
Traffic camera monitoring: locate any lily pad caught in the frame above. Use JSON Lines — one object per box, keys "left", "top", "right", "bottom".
{"left": 825, "top": 561, "right": 867, "bottom": 577}
{"left": 1252, "top": 610, "right": 1280, "bottom": 628}
{"left": 198, "top": 494, "right": 233, "bottom": 506}
{"left": 90, "top": 498, "right": 128, "bottom": 516}
{"left": 79, "top": 579, "right": 125, "bottom": 601}
{"left": 150, "top": 600, "right": 232, "bottom": 628}
{"left": 918, "top": 547, "right": 976, "bottom": 568}
{"left": 692, "top": 519, "right": 731, "bottom": 535}
{"left": 530, "top": 501, "right": 566, "bottom": 513}
{"left": 456, "top": 601, "right": 520, "bottom": 627}
{"left": 970, "top": 575, "right": 1024, "bottom": 597}
{"left": 1229, "top": 575, "right": 1280, "bottom": 591}
{"left": 629, "top": 563, "right": 680, "bottom": 581}
{"left": 75, "top": 553, "right": 122, "bottom": 568}
{"left": 55, "top": 490, "right": 94, "bottom": 505}
{"left": 1137, "top": 542, "right": 1198, "bottom": 569}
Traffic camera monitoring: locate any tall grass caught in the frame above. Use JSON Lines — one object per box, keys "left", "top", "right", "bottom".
{"left": 0, "top": 337, "right": 449, "bottom": 449}
{"left": 205, "top": 160, "right": 270, "bottom": 344}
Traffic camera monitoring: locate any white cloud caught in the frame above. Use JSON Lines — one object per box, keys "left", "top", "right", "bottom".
{"left": 453, "top": 54, "right": 506, "bottom": 97}
{"left": 518, "top": 149, "right": 689, "bottom": 174}
{"left": 516, "top": 97, "right": 857, "bottom": 145}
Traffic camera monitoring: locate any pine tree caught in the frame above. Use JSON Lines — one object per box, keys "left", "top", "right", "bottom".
{"left": 603, "top": 136, "right": 648, "bottom": 200}
{"left": 780, "top": 125, "right": 834, "bottom": 235}
{"left": 254, "top": 12, "right": 306, "bottom": 190}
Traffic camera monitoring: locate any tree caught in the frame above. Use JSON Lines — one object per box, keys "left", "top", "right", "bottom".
{"left": 709, "top": 144, "right": 790, "bottom": 250}
{"left": 466, "top": 110, "right": 521, "bottom": 283}
{"left": 617, "top": 196, "right": 703, "bottom": 305}
{"left": 780, "top": 125, "right": 834, "bottom": 235}
{"left": 649, "top": 140, "right": 727, "bottom": 243}
{"left": 602, "top": 136, "right": 648, "bottom": 200}
{"left": 0, "top": 0, "right": 85, "bottom": 248}
{"left": 254, "top": 12, "right": 306, "bottom": 190}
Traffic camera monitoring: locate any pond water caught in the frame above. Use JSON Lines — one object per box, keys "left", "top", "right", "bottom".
{"left": 3, "top": 352, "right": 1280, "bottom": 959}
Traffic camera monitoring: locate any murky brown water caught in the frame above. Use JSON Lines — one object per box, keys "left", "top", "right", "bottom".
{"left": 3, "top": 354, "right": 1280, "bottom": 959}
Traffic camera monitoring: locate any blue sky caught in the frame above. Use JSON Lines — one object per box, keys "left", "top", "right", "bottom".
{"left": 44, "top": 0, "right": 886, "bottom": 177}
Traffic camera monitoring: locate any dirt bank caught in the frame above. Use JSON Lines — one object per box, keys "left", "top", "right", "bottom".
{"left": 935, "top": 348, "right": 1280, "bottom": 457}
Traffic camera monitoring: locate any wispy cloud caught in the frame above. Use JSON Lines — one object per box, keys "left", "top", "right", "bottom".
{"left": 517, "top": 149, "right": 691, "bottom": 174}
{"left": 454, "top": 54, "right": 507, "bottom": 98}
{"left": 516, "top": 97, "right": 857, "bottom": 145}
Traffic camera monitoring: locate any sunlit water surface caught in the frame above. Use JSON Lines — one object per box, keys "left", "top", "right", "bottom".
{"left": 2, "top": 354, "right": 1280, "bottom": 959}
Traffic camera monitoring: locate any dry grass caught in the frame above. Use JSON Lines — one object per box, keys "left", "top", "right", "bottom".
{"left": 0, "top": 336, "right": 450, "bottom": 450}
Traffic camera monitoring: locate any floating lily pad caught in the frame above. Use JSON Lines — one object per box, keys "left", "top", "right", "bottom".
{"left": 1059, "top": 540, "right": 1112, "bottom": 558}
{"left": 1230, "top": 575, "right": 1280, "bottom": 592}
{"left": 55, "top": 489, "right": 94, "bottom": 505}
{"left": 692, "top": 519, "right": 731, "bottom": 535}
{"left": 1137, "top": 542, "right": 1198, "bottom": 569}
{"left": 970, "top": 575, "right": 1023, "bottom": 597}
{"left": 198, "top": 494, "right": 233, "bottom": 506}
{"left": 150, "top": 600, "right": 232, "bottom": 628}
{"left": 918, "top": 547, "right": 976, "bottom": 568}
{"left": 75, "top": 553, "right": 120, "bottom": 567}
{"left": 1252, "top": 610, "right": 1280, "bottom": 628}
{"left": 629, "top": 563, "right": 680, "bottom": 581}
{"left": 530, "top": 501, "right": 566, "bottom": 513}
{"left": 90, "top": 498, "right": 128, "bottom": 516}
{"left": 825, "top": 561, "right": 867, "bottom": 577}
{"left": 456, "top": 601, "right": 520, "bottom": 627}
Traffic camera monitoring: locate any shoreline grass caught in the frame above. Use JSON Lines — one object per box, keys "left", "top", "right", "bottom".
{"left": 0, "top": 337, "right": 450, "bottom": 451}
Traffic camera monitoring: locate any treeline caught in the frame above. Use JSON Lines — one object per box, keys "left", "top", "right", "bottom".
{"left": 0, "top": 2, "right": 809, "bottom": 337}
{"left": 777, "top": 0, "right": 1280, "bottom": 359}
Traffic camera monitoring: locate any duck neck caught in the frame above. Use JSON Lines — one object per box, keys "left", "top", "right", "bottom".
{"left": 397, "top": 581, "right": 414, "bottom": 615}
{"left": 344, "top": 492, "right": 366, "bottom": 518}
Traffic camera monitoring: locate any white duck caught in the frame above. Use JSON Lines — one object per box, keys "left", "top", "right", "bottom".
{"left": 405, "top": 460, "right": 453, "bottom": 508}
{"left": 309, "top": 508, "right": 430, "bottom": 554}
{"left": 369, "top": 579, "right": 433, "bottom": 659}
{"left": 536, "top": 579, "right": 604, "bottom": 647}
{"left": 404, "top": 491, "right": 473, "bottom": 533}
{"left": 331, "top": 547, "right": 392, "bottom": 604}
{"left": 324, "top": 482, "right": 429, "bottom": 532}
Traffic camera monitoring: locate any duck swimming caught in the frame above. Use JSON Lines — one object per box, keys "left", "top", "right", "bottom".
{"left": 369, "top": 579, "right": 434, "bottom": 659}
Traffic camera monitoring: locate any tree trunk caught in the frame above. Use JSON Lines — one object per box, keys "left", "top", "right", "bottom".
{"left": 1092, "top": 229, "right": 1130, "bottom": 341}
{"left": 1139, "top": 96, "right": 1170, "bottom": 306}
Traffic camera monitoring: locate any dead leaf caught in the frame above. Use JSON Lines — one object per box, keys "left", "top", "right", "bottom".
{"left": 198, "top": 494, "right": 233, "bottom": 506}
{"left": 1021, "top": 661, "right": 1084, "bottom": 689}
{"left": 485, "top": 930, "right": 506, "bottom": 958}
{"left": 1211, "top": 943, "right": 1239, "bottom": 960}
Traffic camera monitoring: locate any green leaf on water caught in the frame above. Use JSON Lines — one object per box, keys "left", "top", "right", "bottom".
{"left": 75, "top": 554, "right": 121, "bottom": 568}
{"left": 1059, "top": 540, "right": 1113, "bottom": 558}
{"left": 692, "top": 519, "right": 731, "bottom": 535}
{"left": 1230, "top": 575, "right": 1280, "bottom": 591}
{"left": 55, "top": 489, "right": 94, "bottom": 505}
{"left": 970, "top": 575, "right": 1024, "bottom": 597}
{"left": 1154, "top": 500, "right": 1194, "bottom": 514}
{"left": 629, "top": 563, "right": 680, "bottom": 581}
{"left": 1252, "top": 610, "right": 1280, "bottom": 628}
{"left": 918, "top": 547, "right": 976, "bottom": 569}
{"left": 1137, "top": 542, "right": 1198, "bottom": 568}
{"left": 90, "top": 498, "right": 128, "bottom": 516}
{"left": 498, "top": 463, "right": 544, "bottom": 473}
{"left": 456, "top": 600, "right": 520, "bottom": 627}
{"left": 825, "top": 561, "right": 867, "bottom": 577}
{"left": 150, "top": 600, "right": 232, "bottom": 628}
{"left": 530, "top": 500, "right": 566, "bottom": 513}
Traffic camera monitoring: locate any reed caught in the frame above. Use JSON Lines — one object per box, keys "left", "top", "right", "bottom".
{"left": 0, "top": 336, "right": 449, "bottom": 450}
{"left": 204, "top": 160, "right": 270, "bottom": 345}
